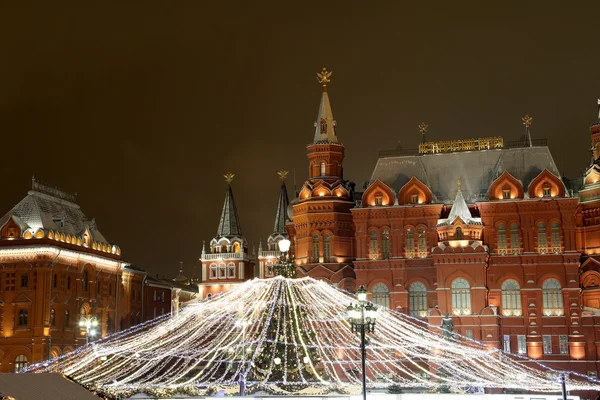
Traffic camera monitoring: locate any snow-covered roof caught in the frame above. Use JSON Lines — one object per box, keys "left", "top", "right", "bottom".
{"left": 0, "top": 373, "right": 100, "bottom": 400}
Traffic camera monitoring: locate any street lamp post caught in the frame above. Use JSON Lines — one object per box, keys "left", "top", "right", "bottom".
{"left": 79, "top": 316, "right": 99, "bottom": 345}
{"left": 560, "top": 373, "right": 567, "bottom": 400}
{"left": 347, "top": 285, "right": 378, "bottom": 400}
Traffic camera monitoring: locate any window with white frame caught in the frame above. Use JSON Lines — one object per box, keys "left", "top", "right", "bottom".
{"left": 418, "top": 228, "right": 427, "bottom": 257}
{"left": 320, "top": 162, "right": 326, "bottom": 176}
{"left": 265, "top": 261, "right": 273, "bottom": 277}
{"left": 503, "top": 335, "right": 511, "bottom": 353}
{"left": 501, "top": 279, "right": 522, "bottom": 316}
{"left": 543, "top": 335, "right": 552, "bottom": 354}
{"left": 218, "top": 264, "right": 226, "bottom": 279}
{"left": 405, "top": 229, "right": 414, "bottom": 258}
{"left": 465, "top": 329, "right": 473, "bottom": 339}
{"left": 510, "top": 224, "right": 520, "bottom": 254}
{"left": 227, "top": 262, "right": 235, "bottom": 278}
{"left": 209, "top": 264, "right": 217, "bottom": 279}
{"left": 372, "top": 283, "right": 390, "bottom": 308}
{"left": 542, "top": 278, "right": 564, "bottom": 316}
{"left": 451, "top": 278, "right": 471, "bottom": 315}
{"left": 517, "top": 335, "right": 527, "bottom": 354}
{"left": 409, "top": 282, "right": 427, "bottom": 317}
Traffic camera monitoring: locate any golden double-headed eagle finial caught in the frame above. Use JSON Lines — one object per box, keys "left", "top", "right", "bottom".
{"left": 317, "top": 67, "right": 332, "bottom": 90}
{"left": 224, "top": 172, "right": 235, "bottom": 185}
{"left": 277, "top": 169, "right": 289, "bottom": 181}
{"left": 418, "top": 122, "right": 428, "bottom": 135}
{"left": 457, "top": 179, "right": 462, "bottom": 190}
{"left": 522, "top": 114, "right": 533, "bottom": 129}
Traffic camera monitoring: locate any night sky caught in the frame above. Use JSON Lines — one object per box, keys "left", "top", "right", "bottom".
{"left": 1, "top": 2, "right": 599, "bottom": 278}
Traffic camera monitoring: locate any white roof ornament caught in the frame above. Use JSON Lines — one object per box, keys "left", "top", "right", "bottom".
{"left": 438, "top": 179, "right": 482, "bottom": 226}
{"left": 313, "top": 67, "right": 338, "bottom": 144}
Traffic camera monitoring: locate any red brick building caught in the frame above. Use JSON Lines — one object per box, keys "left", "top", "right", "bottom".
{"left": 0, "top": 179, "right": 145, "bottom": 372}
{"left": 285, "top": 73, "right": 600, "bottom": 378}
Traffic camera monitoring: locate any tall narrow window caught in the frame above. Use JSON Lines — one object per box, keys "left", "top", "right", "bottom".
{"left": 372, "top": 283, "right": 390, "bottom": 308}
{"left": 559, "top": 335, "right": 569, "bottom": 355}
{"left": 418, "top": 228, "right": 427, "bottom": 258}
{"left": 209, "top": 264, "right": 217, "bottom": 279}
{"left": 503, "top": 335, "right": 511, "bottom": 353}
{"left": 455, "top": 227, "right": 463, "bottom": 240}
{"left": 501, "top": 279, "right": 522, "bottom": 316}
{"left": 14, "top": 355, "right": 28, "bottom": 373}
{"left": 409, "top": 282, "right": 427, "bottom": 317}
{"left": 218, "top": 264, "right": 226, "bottom": 279}
{"left": 320, "top": 162, "right": 326, "bottom": 176}
{"left": 381, "top": 230, "right": 390, "bottom": 260}
{"left": 406, "top": 229, "right": 414, "bottom": 258}
{"left": 50, "top": 308, "right": 56, "bottom": 326}
{"left": 510, "top": 224, "right": 520, "bottom": 254}
{"left": 517, "top": 335, "right": 527, "bottom": 354}
{"left": 497, "top": 224, "right": 507, "bottom": 255}
{"left": 543, "top": 335, "right": 552, "bottom": 354}
{"left": 551, "top": 222, "right": 561, "bottom": 253}
{"left": 369, "top": 231, "right": 378, "bottom": 260}
{"left": 82, "top": 270, "right": 88, "bottom": 292}
{"left": 451, "top": 278, "right": 471, "bottom": 315}
{"left": 542, "top": 279, "right": 563, "bottom": 316}
{"left": 312, "top": 235, "right": 320, "bottom": 262}
{"left": 21, "top": 274, "right": 28, "bottom": 288}
{"left": 65, "top": 310, "right": 70, "bottom": 327}
{"left": 18, "top": 309, "right": 28, "bottom": 326}
{"left": 227, "top": 262, "right": 235, "bottom": 278}
{"left": 538, "top": 223, "right": 547, "bottom": 254}
{"left": 323, "top": 234, "right": 331, "bottom": 262}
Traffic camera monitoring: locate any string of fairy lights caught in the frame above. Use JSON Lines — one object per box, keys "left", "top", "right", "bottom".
{"left": 25, "top": 276, "right": 600, "bottom": 395}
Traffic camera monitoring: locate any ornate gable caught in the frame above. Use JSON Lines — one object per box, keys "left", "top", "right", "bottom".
{"left": 488, "top": 171, "right": 524, "bottom": 200}
{"left": 585, "top": 164, "right": 600, "bottom": 186}
{"left": 362, "top": 179, "right": 394, "bottom": 207}
{"left": 528, "top": 169, "right": 566, "bottom": 198}
{"left": 397, "top": 177, "right": 433, "bottom": 205}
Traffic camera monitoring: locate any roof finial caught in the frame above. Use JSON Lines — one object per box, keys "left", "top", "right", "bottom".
{"left": 418, "top": 122, "right": 428, "bottom": 144}
{"left": 522, "top": 114, "right": 533, "bottom": 147}
{"left": 277, "top": 169, "right": 289, "bottom": 181}
{"left": 224, "top": 172, "right": 235, "bottom": 185}
{"left": 179, "top": 261, "right": 184, "bottom": 274}
{"left": 316, "top": 67, "right": 332, "bottom": 92}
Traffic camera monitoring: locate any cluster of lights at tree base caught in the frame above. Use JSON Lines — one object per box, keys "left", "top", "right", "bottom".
{"left": 25, "top": 277, "right": 600, "bottom": 396}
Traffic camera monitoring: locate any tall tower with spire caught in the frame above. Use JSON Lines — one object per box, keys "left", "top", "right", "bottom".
{"left": 288, "top": 68, "right": 356, "bottom": 290}
{"left": 199, "top": 173, "right": 255, "bottom": 299}
{"left": 257, "top": 170, "right": 292, "bottom": 278}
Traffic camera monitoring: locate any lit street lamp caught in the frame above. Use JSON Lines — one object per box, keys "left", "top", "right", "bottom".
{"left": 274, "top": 239, "right": 295, "bottom": 278}
{"left": 347, "top": 285, "right": 378, "bottom": 400}
{"left": 79, "top": 316, "right": 99, "bottom": 344}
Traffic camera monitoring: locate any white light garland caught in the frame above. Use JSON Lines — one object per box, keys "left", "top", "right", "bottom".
{"left": 24, "top": 276, "right": 600, "bottom": 395}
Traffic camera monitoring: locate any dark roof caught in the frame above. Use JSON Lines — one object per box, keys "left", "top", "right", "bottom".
{"left": 216, "top": 184, "right": 242, "bottom": 238}
{"left": 272, "top": 183, "right": 290, "bottom": 235}
{"left": 370, "top": 146, "right": 561, "bottom": 203}
{"left": 0, "top": 373, "right": 100, "bottom": 400}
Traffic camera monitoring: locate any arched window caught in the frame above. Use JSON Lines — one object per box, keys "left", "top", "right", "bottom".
{"left": 209, "top": 263, "right": 217, "bottom": 279}
{"left": 510, "top": 224, "right": 520, "bottom": 254}
{"left": 18, "top": 309, "right": 28, "bottom": 326}
{"left": 320, "top": 118, "right": 327, "bottom": 133}
{"left": 497, "top": 224, "right": 507, "bottom": 255}
{"left": 14, "top": 354, "right": 28, "bottom": 373}
{"left": 551, "top": 222, "right": 561, "bottom": 253}
{"left": 372, "top": 283, "right": 390, "bottom": 308}
{"left": 501, "top": 279, "right": 522, "bottom": 316}
{"left": 538, "top": 223, "right": 547, "bottom": 254}
{"left": 409, "top": 282, "right": 427, "bottom": 317}
{"left": 369, "top": 231, "right": 378, "bottom": 259}
{"left": 542, "top": 279, "right": 563, "bottom": 316}
{"left": 451, "top": 278, "right": 471, "bottom": 315}
{"left": 227, "top": 262, "right": 236, "bottom": 278}
{"left": 218, "top": 264, "right": 226, "bottom": 279}
{"left": 418, "top": 228, "right": 427, "bottom": 257}
{"left": 265, "top": 261, "right": 273, "bottom": 277}
{"left": 82, "top": 270, "right": 88, "bottom": 292}
{"left": 65, "top": 310, "right": 70, "bottom": 327}
{"left": 381, "top": 230, "right": 390, "bottom": 260}
{"left": 320, "top": 162, "right": 326, "bottom": 176}
{"left": 233, "top": 242, "right": 241, "bottom": 253}
{"left": 50, "top": 308, "right": 56, "bottom": 326}
{"left": 455, "top": 227, "right": 463, "bottom": 240}
{"left": 312, "top": 235, "right": 320, "bottom": 262}
{"left": 406, "top": 229, "right": 414, "bottom": 258}
{"left": 323, "top": 234, "right": 331, "bottom": 262}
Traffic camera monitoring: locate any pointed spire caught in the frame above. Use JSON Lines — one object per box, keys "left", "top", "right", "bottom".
{"left": 273, "top": 170, "right": 291, "bottom": 235}
{"left": 447, "top": 179, "right": 473, "bottom": 223}
{"left": 522, "top": 114, "right": 533, "bottom": 147}
{"left": 201, "top": 240, "right": 206, "bottom": 256}
{"left": 313, "top": 67, "right": 338, "bottom": 143}
{"left": 216, "top": 173, "right": 242, "bottom": 238}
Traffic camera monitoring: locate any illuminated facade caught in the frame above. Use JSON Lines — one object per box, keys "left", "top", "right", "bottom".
{"left": 0, "top": 179, "right": 145, "bottom": 372}
{"left": 285, "top": 72, "right": 600, "bottom": 378}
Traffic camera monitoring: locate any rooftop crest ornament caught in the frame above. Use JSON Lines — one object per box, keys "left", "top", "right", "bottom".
{"left": 277, "top": 169, "right": 289, "bottom": 181}
{"left": 418, "top": 122, "right": 428, "bottom": 134}
{"left": 522, "top": 114, "right": 533, "bottom": 129}
{"left": 316, "top": 67, "right": 332, "bottom": 90}
{"left": 224, "top": 172, "right": 235, "bottom": 185}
